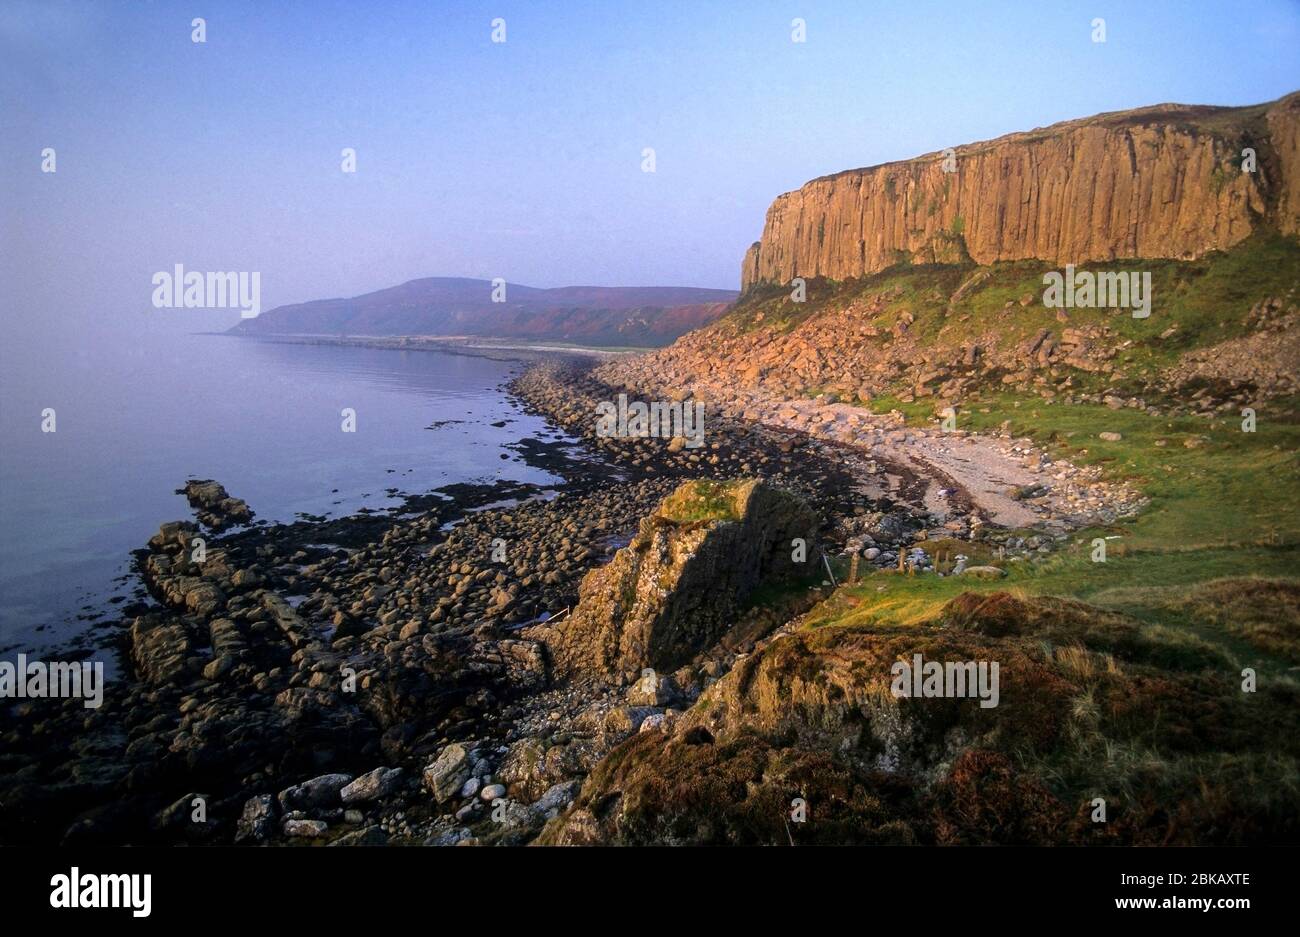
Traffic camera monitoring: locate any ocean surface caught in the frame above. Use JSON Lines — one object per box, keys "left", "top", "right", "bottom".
{"left": 0, "top": 335, "right": 566, "bottom": 656}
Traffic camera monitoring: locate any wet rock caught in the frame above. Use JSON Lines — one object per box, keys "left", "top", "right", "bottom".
{"left": 149, "top": 520, "right": 199, "bottom": 550}
{"left": 180, "top": 479, "right": 254, "bottom": 530}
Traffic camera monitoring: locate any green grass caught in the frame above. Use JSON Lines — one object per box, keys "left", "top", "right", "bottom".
{"left": 816, "top": 544, "right": 1298, "bottom": 623}
{"left": 857, "top": 390, "right": 1300, "bottom": 551}
{"left": 657, "top": 479, "right": 744, "bottom": 523}
{"left": 732, "top": 232, "right": 1300, "bottom": 402}
{"left": 727, "top": 233, "right": 1300, "bottom": 680}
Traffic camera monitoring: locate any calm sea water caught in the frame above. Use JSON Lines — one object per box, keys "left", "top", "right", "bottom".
{"left": 0, "top": 336, "right": 564, "bottom": 656}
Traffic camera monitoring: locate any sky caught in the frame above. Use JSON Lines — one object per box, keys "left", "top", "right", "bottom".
{"left": 2, "top": 0, "right": 1299, "bottom": 352}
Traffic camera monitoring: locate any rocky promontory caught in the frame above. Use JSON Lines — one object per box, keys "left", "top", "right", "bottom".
{"left": 538, "top": 479, "right": 817, "bottom": 683}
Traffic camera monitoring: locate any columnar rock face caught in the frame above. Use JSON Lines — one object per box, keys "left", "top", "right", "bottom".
{"left": 742, "top": 93, "right": 1300, "bottom": 290}
{"left": 548, "top": 479, "right": 817, "bottom": 683}
{"left": 1268, "top": 92, "right": 1300, "bottom": 235}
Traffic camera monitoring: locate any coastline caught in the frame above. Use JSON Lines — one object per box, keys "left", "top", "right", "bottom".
{"left": 0, "top": 354, "right": 873, "bottom": 845}
{"left": 208, "top": 331, "right": 647, "bottom": 363}
{"left": 5, "top": 350, "right": 1291, "bottom": 847}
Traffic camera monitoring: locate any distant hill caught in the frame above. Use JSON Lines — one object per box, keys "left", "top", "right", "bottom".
{"left": 229, "top": 278, "right": 738, "bottom": 347}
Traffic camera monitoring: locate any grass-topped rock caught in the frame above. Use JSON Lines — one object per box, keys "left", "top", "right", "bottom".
{"left": 542, "top": 479, "right": 817, "bottom": 683}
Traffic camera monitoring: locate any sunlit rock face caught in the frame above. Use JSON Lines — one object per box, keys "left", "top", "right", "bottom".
{"left": 742, "top": 93, "right": 1300, "bottom": 291}
{"left": 546, "top": 479, "right": 817, "bottom": 684}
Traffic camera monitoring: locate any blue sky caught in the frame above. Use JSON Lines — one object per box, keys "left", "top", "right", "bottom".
{"left": 2, "top": 0, "right": 1298, "bottom": 348}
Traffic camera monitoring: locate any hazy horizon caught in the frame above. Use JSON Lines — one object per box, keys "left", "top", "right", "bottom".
{"left": 3, "top": 0, "right": 1299, "bottom": 363}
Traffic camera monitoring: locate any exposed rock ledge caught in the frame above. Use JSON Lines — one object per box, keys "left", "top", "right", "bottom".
{"left": 532, "top": 479, "right": 817, "bottom": 684}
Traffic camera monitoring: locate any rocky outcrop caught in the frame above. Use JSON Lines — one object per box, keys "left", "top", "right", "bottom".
{"left": 179, "top": 479, "right": 253, "bottom": 530}
{"left": 742, "top": 92, "right": 1300, "bottom": 290}
{"left": 543, "top": 479, "right": 817, "bottom": 683}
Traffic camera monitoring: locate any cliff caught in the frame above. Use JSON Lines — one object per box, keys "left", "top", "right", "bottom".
{"left": 742, "top": 92, "right": 1300, "bottom": 290}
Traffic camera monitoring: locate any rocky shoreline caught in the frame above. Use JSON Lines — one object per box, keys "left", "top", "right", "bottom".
{"left": 0, "top": 358, "right": 851, "bottom": 844}
{"left": 0, "top": 356, "right": 1146, "bottom": 846}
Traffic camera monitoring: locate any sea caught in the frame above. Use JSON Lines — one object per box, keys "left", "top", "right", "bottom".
{"left": 0, "top": 334, "right": 568, "bottom": 657}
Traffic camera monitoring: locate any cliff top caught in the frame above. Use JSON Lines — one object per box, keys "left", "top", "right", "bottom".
{"left": 798, "top": 92, "right": 1295, "bottom": 190}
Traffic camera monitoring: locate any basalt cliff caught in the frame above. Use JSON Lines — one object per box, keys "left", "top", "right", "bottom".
{"left": 742, "top": 92, "right": 1300, "bottom": 290}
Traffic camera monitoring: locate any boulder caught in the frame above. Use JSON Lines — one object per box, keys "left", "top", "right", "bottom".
{"left": 423, "top": 744, "right": 472, "bottom": 803}
{"left": 235, "top": 794, "right": 276, "bottom": 843}
{"left": 547, "top": 479, "right": 817, "bottom": 683}
{"left": 277, "top": 773, "right": 353, "bottom": 812}
{"left": 340, "top": 766, "right": 405, "bottom": 804}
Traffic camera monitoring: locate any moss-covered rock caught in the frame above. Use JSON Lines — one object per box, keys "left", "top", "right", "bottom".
{"left": 543, "top": 479, "right": 817, "bottom": 683}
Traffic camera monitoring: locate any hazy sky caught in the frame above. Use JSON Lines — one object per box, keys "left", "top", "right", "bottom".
{"left": 2, "top": 0, "right": 1298, "bottom": 350}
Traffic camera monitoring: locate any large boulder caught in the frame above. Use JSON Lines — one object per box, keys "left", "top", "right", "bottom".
{"left": 543, "top": 479, "right": 817, "bottom": 683}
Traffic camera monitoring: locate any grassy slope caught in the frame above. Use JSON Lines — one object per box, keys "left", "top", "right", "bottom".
{"left": 715, "top": 236, "right": 1300, "bottom": 654}
{"left": 733, "top": 232, "right": 1300, "bottom": 399}
{"left": 748, "top": 238, "right": 1300, "bottom": 836}
{"left": 810, "top": 378, "right": 1300, "bottom": 665}
{"left": 553, "top": 235, "right": 1300, "bottom": 844}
